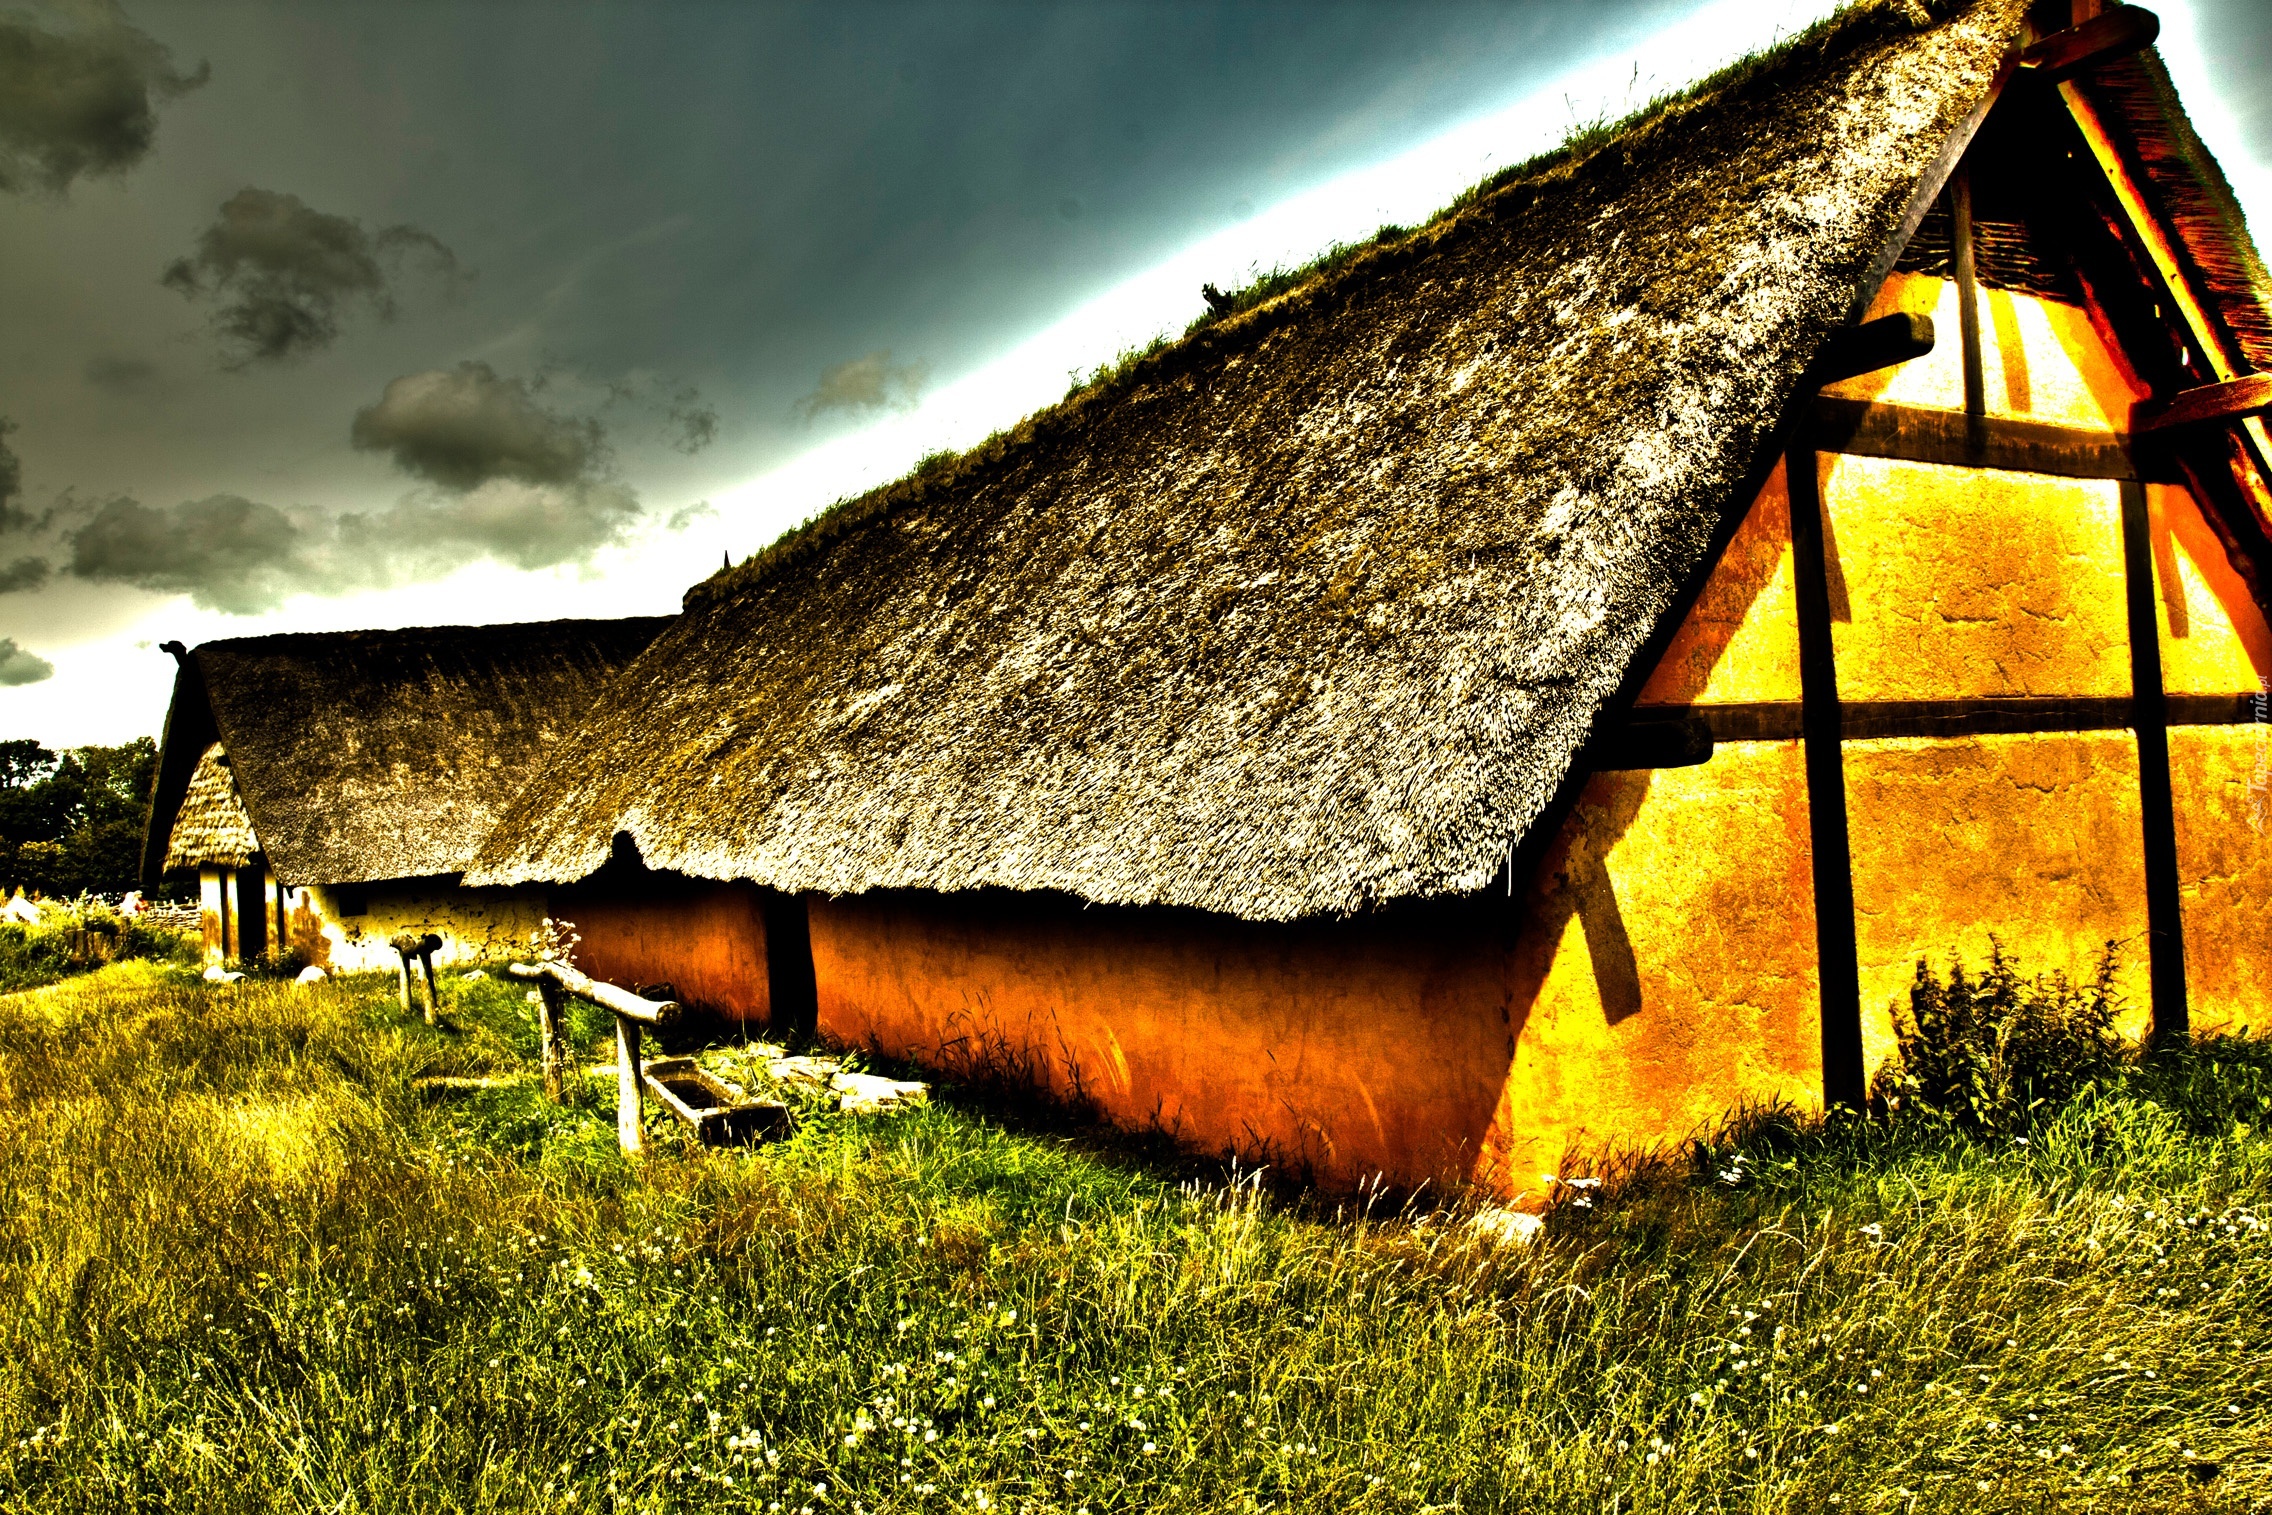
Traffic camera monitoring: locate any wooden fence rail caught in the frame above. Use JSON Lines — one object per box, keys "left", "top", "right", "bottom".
{"left": 507, "top": 959, "right": 679, "bottom": 1153}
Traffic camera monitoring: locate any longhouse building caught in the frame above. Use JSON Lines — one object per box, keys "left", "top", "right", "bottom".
{"left": 145, "top": 619, "right": 669, "bottom": 972}
{"left": 467, "top": 0, "right": 2270, "bottom": 1198}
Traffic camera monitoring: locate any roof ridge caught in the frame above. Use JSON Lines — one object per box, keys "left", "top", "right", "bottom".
{"left": 691, "top": 0, "right": 1993, "bottom": 615}
{"left": 191, "top": 614, "right": 673, "bottom": 658}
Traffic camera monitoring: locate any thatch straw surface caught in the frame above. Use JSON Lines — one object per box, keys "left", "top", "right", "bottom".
{"left": 468, "top": 2, "right": 2027, "bottom": 918}
{"left": 143, "top": 619, "right": 670, "bottom": 887}
{"left": 163, "top": 743, "right": 256, "bottom": 871}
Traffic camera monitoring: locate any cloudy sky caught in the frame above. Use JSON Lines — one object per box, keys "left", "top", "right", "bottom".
{"left": 3, "top": 0, "right": 2269, "bottom": 747}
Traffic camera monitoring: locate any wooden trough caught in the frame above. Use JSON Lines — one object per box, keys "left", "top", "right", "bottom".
{"left": 640, "top": 1057, "right": 790, "bottom": 1146}
{"left": 507, "top": 958, "right": 785, "bottom": 1154}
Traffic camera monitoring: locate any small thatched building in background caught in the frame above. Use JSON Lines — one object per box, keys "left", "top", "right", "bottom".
{"left": 145, "top": 618, "right": 669, "bottom": 971}
{"left": 468, "top": 0, "right": 2271, "bottom": 1198}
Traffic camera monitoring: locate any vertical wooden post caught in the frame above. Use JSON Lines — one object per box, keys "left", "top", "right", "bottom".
{"left": 2119, "top": 479, "right": 2190, "bottom": 1045}
{"left": 1788, "top": 445, "right": 1866, "bottom": 1110}
{"left": 417, "top": 945, "right": 441, "bottom": 1026}
{"left": 396, "top": 949, "right": 415, "bottom": 1014}
{"left": 615, "top": 1014, "right": 644, "bottom": 1154}
{"left": 536, "top": 980, "right": 567, "bottom": 1103}
{"left": 1951, "top": 167, "right": 1987, "bottom": 435}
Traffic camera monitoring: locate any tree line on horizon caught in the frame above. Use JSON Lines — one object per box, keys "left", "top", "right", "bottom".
{"left": 0, "top": 738, "right": 157, "bottom": 901}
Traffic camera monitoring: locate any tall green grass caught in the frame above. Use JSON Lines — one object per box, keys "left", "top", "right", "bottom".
{"left": 0, "top": 900, "right": 195, "bottom": 993}
{"left": 0, "top": 960, "right": 2265, "bottom": 1512}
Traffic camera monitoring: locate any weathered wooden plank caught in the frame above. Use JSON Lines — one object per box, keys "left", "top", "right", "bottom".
{"left": 389, "top": 931, "right": 442, "bottom": 1024}
{"left": 2019, "top": 6, "right": 2161, "bottom": 86}
{"left": 506, "top": 959, "right": 679, "bottom": 1026}
{"left": 2134, "top": 373, "right": 2272, "bottom": 435}
{"left": 1952, "top": 168, "right": 1987, "bottom": 423}
{"left": 1809, "top": 396, "right": 2180, "bottom": 481}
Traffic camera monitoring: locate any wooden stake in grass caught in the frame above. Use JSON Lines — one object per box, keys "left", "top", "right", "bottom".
{"left": 507, "top": 959, "right": 679, "bottom": 1153}
{"left": 534, "top": 978, "right": 568, "bottom": 1103}
{"left": 388, "top": 933, "right": 444, "bottom": 1024}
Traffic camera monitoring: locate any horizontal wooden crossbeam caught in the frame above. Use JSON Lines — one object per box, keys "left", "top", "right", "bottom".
{"left": 1809, "top": 396, "right": 2182, "bottom": 482}
{"left": 2018, "top": 7, "right": 2160, "bottom": 86}
{"left": 2133, "top": 373, "right": 2272, "bottom": 435}
{"left": 1806, "top": 312, "right": 1936, "bottom": 387}
{"left": 1627, "top": 692, "right": 2262, "bottom": 745}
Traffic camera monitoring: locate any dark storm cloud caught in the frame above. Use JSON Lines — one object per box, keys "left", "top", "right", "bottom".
{"left": 66, "top": 492, "right": 304, "bottom": 614}
{"left": 347, "top": 361, "right": 643, "bottom": 570}
{"left": 0, "top": 557, "right": 51, "bottom": 593}
{"left": 666, "top": 388, "right": 717, "bottom": 455}
{"left": 351, "top": 361, "right": 601, "bottom": 489}
{"left": 0, "top": 419, "right": 22, "bottom": 533}
{"left": 60, "top": 363, "right": 648, "bottom": 612}
{"left": 794, "top": 350, "right": 929, "bottom": 423}
{"left": 63, "top": 474, "right": 643, "bottom": 613}
{"left": 83, "top": 353, "right": 157, "bottom": 395}
{"left": 162, "top": 188, "right": 461, "bottom": 366}
{"left": 0, "top": 0, "right": 205, "bottom": 197}
{"left": 0, "top": 638, "right": 53, "bottom": 686}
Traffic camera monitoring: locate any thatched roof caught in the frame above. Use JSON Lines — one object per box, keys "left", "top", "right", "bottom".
{"left": 164, "top": 743, "right": 256, "bottom": 871}
{"left": 467, "top": 1, "right": 2041, "bottom": 918}
{"left": 142, "top": 618, "right": 671, "bottom": 887}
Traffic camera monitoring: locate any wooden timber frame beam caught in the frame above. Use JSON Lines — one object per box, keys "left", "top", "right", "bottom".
{"left": 2119, "top": 481, "right": 2191, "bottom": 1042}
{"left": 2015, "top": 6, "right": 2159, "bottom": 86}
{"left": 2135, "top": 374, "right": 2272, "bottom": 435}
{"left": 508, "top": 959, "right": 681, "bottom": 1153}
{"left": 2028, "top": 5, "right": 2244, "bottom": 1044}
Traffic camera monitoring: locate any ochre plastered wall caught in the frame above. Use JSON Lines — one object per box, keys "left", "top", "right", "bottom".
{"left": 1824, "top": 273, "right": 2177, "bottom": 1035}
{"left": 1845, "top": 732, "right": 2151, "bottom": 1046}
{"left": 807, "top": 710, "right": 1822, "bottom": 1199}
{"left": 1478, "top": 740, "right": 1820, "bottom": 1192}
{"left": 551, "top": 883, "right": 772, "bottom": 1026}
{"left": 198, "top": 866, "right": 227, "bottom": 964}
{"left": 1819, "top": 456, "right": 2133, "bottom": 700}
{"left": 299, "top": 881, "right": 550, "bottom": 973}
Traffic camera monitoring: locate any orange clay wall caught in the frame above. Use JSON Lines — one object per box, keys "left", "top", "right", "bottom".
{"left": 807, "top": 702, "right": 1821, "bottom": 1198}
{"left": 551, "top": 882, "right": 772, "bottom": 1027}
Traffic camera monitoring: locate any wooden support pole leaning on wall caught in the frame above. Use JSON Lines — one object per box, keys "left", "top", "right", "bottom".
{"left": 507, "top": 959, "right": 679, "bottom": 1153}
{"left": 2117, "top": 480, "right": 2191, "bottom": 1045}
{"left": 1787, "top": 442, "right": 1867, "bottom": 1110}
{"left": 2134, "top": 374, "right": 2272, "bottom": 435}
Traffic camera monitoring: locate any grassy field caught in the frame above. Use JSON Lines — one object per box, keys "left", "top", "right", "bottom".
{"left": 0, "top": 959, "right": 2266, "bottom": 1514}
